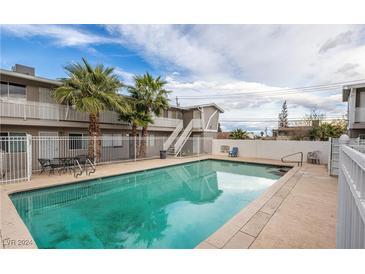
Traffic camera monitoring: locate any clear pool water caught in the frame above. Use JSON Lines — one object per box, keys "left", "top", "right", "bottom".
{"left": 11, "top": 160, "right": 287, "bottom": 249}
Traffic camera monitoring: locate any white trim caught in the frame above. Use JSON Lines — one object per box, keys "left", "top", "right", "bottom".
{"left": 205, "top": 109, "right": 219, "bottom": 131}
{"left": 197, "top": 107, "right": 205, "bottom": 129}
{"left": 0, "top": 69, "right": 61, "bottom": 86}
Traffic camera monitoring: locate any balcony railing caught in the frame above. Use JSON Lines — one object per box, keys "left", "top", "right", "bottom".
{"left": 355, "top": 107, "right": 365, "bottom": 123}
{"left": 152, "top": 116, "right": 182, "bottom": 128}
{"left": 0, "top": 99, "right": 182, "bottom": 128}
{"left": 192, "top": 119, "right": 203, "bottom": 129}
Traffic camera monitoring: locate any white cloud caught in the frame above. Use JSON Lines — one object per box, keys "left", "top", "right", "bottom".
{"left": 106, "top": 25, "right": 365, "bottom": 86}
{"left": 1, "top": 24, "right": 113, "bottom": 47}
{"left": 114, "top": 68, "right": 135, "bottom": 85}
{"left": 105, "top": 25, "right": 364, "bottom": 132}
{"left": 3, "top": 24, "right": 363, "bottom": 132}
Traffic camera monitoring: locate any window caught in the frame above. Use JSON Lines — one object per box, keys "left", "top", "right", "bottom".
{"left": 0, "top": 132, "right": 26, "bottom": 153}
{"left": 149, "top": 134, "right": 155, "bottom": 147}
{"left": 102, "top": 134, "right": 123, "bottom": 147}
{"left": 0, "top": 82, "right": 8, "bottom": 98}
{"left": 102, "top": 134, "right": 113, "bottom": 147}
{"left": 9, "top": 83, "right": 26, "bottom": 99}
{"left": 69, "top": 133, "right": 87, "bottom": 150}
{"left": 113, "top": 134, "right": 123, "bottom": 147}
{"left": 0, "top": 132, "right": 8, "bottom": 152}
{"left": 0, "top": 82, "right": 26, "bottom": 100}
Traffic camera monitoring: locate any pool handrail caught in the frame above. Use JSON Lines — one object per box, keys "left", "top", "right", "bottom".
{"left": 281, "top": 152, "right": 303, "bottom": 166}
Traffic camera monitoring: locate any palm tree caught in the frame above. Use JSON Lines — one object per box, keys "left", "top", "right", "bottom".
{"left": 119, "top": 98, "right": 153, "bottom": 137}
{"left": 128, "top": 73, "right": 171, "bottom": 158}
{"left": 52, "top": 58, "right": 129, "bottom": 161}
{"left": 119, "top": 98, "right": 153, "bottom": 158}
{"left": 229, "top": 128, "right": 249, "bottom": 139}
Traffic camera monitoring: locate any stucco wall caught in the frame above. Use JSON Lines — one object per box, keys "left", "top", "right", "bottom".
{"left": 212, "top": 139, "right": 330, "bottom": 164}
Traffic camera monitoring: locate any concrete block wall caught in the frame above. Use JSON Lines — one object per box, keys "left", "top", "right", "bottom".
{"left": 212, "top": 139, "right": 330, "bottom": 164}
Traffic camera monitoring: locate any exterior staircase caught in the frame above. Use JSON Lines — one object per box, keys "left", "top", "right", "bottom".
{"left": 169, "top": 120, "right": 193, "bottom": 156}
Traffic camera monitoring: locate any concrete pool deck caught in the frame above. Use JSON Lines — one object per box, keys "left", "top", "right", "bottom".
{"left": 0, "top": 155, "right": 337, "bottom": 249}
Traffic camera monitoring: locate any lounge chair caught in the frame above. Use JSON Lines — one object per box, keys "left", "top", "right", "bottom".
{"left": 38, "top": 158, "right": 51, "bottom": 174}
{"left": 228, "top": 147, "right": 238, "bottom": 157}
{"left": 307, "top": 151, "right": 321, "bottom": 164}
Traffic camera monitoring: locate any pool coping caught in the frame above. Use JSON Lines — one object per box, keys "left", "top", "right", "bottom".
{"left": 0, "top": 155, "right": 297, "bottom": 249}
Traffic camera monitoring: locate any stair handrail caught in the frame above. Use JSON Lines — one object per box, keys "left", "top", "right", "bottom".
{"left": 174, "top": 120, "right": 193, "bottom": 156}
{"left": 163, "top": 120, "right": 183, "bottom": 150}
{"left": 281, "top": 152, "right": 303, "bottom": 166}
{"left": 175, "top": 130, "right": 192, "bottom": 156}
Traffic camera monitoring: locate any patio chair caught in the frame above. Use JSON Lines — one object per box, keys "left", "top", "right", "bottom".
{"left": 228, "top": 147, "right": 238, "bottom": 157}
{"left": 49, "top": 158, "right": 64, "bottom": 175}
{"left": 307, "top": 151, "right": 321, "bottom": 164}
{"left": 38, "top": 158, "right": 51, "bottom": 174}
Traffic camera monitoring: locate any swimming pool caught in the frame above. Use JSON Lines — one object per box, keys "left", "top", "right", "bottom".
{"left": 11, "top": 160, "right": 288, "bottom": 249}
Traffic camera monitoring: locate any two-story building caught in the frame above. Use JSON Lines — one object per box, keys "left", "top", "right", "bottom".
{"left": 343, "top": 83, "right": 365, "bottom": 138}
{"left": 0, "top": 64, "right": 223, "bottom": 161}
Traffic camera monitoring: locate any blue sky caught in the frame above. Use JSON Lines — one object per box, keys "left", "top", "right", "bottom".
{"left": 1, "top": 24, "right": 365, "bottom": 133}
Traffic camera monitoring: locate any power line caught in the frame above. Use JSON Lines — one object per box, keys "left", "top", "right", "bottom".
{"left": 175, "top": 79, "right": 365, "bottom": 99}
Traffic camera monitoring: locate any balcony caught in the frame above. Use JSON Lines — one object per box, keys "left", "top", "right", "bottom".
{"left": 355, "top": 107, "right": 365, "bottom": 123}
{"left": 152, "top": 116, "right": 182, "bottom": 128}
{"left": 192, "top": 119, "right": 203, "bottom": 129}
{"left": 0, "top": 100, "right": 182, "bottom": 128}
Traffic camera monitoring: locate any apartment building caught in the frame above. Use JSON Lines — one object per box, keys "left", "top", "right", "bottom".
{"left": 0, "top": 64, "right": 223, "bottom": 160}
{"left": 343, "top": 83, "right": 365, "bottom": 138}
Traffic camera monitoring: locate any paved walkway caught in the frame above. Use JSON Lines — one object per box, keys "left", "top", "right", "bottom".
{"left": 1, "top": 156, "right": 338, "bottom": 249}
{"left": 198, "top": 164, "right": 338, "bottom": 249}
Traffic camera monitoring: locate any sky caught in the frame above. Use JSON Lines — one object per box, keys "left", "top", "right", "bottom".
{"left": 1, "top": 24, "right": 365, "bottom": 134}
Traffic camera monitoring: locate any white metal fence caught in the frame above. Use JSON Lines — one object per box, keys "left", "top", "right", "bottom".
{"left": 0, "top": 135, "right": 213, "bottom": 184}
{"left": 0, "top": 135, "right": 32, "bottom": 183}
{"left": 337, "top": 144, "right": 365, "bottom": 248}
{"left": 329, "top": 137, "right": 365, "bottom": 176}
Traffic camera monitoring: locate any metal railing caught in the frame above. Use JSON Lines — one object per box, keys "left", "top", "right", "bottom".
{"left": 281, "top": 152, "right": 303, "bottom": 166}
{"left": 153, "top": 116, "right": 182, "bottom": 128}
{"left": 163, "top": 120, "right": 183, "bottom": 150}
{"left": 0, "top": 99, "right": 182, "bottom": 127}
{"left": 0, "top": 135, "right": 31, "bottom": 183}
{"left": 174, "top": 120, "right": 193, "bottom": 155}
{"left": 192, "top": 118, "right": 203, "bottom": 129}
{"left": 0, "top": 135, "right": 214, "bottom": 184}
{"left": 337, "top": 144, "right": 365, "bottom": 248}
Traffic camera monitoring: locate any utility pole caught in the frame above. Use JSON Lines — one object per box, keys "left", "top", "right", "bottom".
{"left": 175, "top": 96, "right": 180, "bottom": 107}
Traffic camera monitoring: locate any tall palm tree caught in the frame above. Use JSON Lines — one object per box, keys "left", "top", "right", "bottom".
{"left": 128, "top": 73, "right": 171, "bottom": 158}
{"left": 119, "top": 98, "right": 153, "bottom": 158}
{"left": 119, "top": 98, "right": 153, "bottom": 137}
{"left": 230, "top": 128, "right": 249, "bottom": 140}
{"left": 52, "top": 58, "right": 129, "bottom": 161}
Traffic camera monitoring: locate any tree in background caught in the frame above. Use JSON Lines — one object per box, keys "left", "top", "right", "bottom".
{"left": 310, "top": 120, "right": 347, "bottom": 141}
{"left": 304, "top": 109, "right": 325, "bottom": 127}
{"left": 229, "top": 128, "right": 249, "bottom": 139}
{"left": 278, "top": 101, "right": 288, "bottom": 128}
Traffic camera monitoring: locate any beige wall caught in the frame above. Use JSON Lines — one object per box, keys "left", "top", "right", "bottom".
{"left": 26, "top": 86, "right": 39, "bottom": 101}
{"left": 182, "top": 110, "right": 194, "bottom": 127}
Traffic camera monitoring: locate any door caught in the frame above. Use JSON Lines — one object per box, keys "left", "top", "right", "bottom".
{"left": 39, "top": 132, "right": 59, "bottom": 159}
{"left": 193, "top": 136, "right": 200, "bottom": 154}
